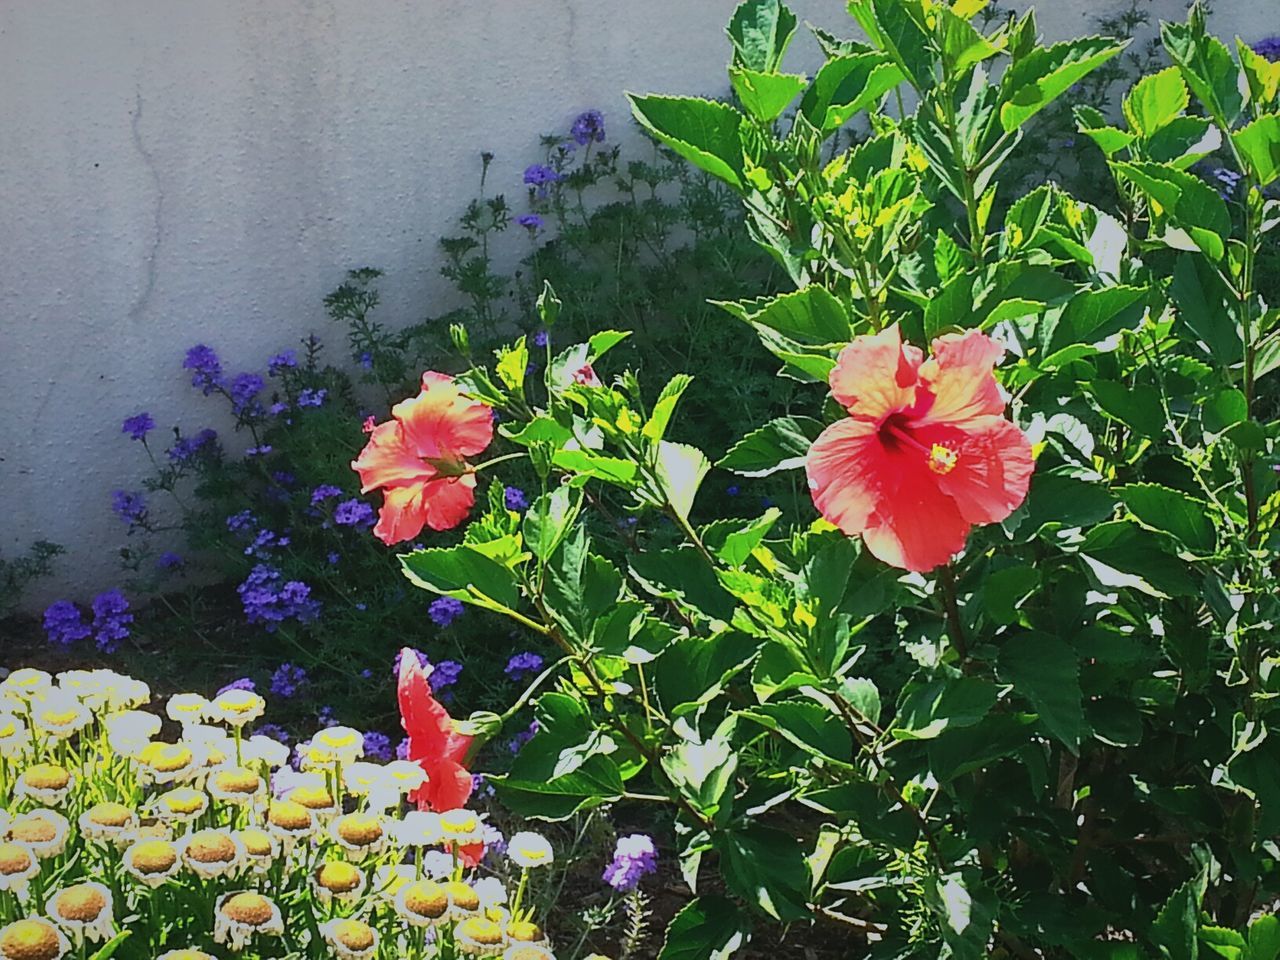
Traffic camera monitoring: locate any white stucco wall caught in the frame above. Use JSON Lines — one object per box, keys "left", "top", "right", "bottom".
{"left": 0, "top": 0, "right": 1263, "bottom": 609}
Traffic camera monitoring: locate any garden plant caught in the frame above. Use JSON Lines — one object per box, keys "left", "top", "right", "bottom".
{"left": 4, "top": 0, "right": 1280, "bottom": 957}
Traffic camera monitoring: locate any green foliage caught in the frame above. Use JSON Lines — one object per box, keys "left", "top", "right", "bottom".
{"left": 391, "top": 2, "right": 1280, "bottom": 957}
{"left": 0, "top": 540, "right": 64, "bottom": 620}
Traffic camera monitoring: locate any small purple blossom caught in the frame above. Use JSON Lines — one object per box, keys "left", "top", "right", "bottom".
{"left": 517, "top": 213, "right": 544, "bottom": 231}
{"left": 334, "top": 499, "right": 375, "bottom": 527}
{"left": 156, "top": 551, "right": 184, "bottom": 571}
{"left": 218, "top": 677, "right": 256, "bottom": 696}
{"left": 396, "top": 738, "right": 410, "bottom": 760}
{"left": 504, "top": 486, "right": 528, "bottom": 511}
{"left": 430, "top": 660, "right": 463, "bottom": 690}
{"left": 533, "top": 330, "right": 549, "bottom": 348}
{"left": 112, "top": 490, "right": 148, "bottom": 527}
{"left": 1210, "top": 166, "right": 1243, "bottom": 199}
{"left": 168, "top": 428, "right": 218, "bottom": 464}
{"left": 229, "top": 373, "right": 265, "bottom": 415}
{"left": 393, "top": 648, "right": 430, "bottom": 677}
{"left": 570, "top": 109, "right": 606, "bottom": 146}
{"left": 270, "top": 663, "right": 309, "bottom": 698}
{"left": 268, "top": 350, "right": 298, "bottom": 375}
{"left": 90, "top": 589, "right": 133, "bottom": 654}
{"left": 359, "top": 352, "right": 373, "bottom": 370}
{"left": 509, "top": 719, "right": 538, "bottom": 754}
{"left": 428, "top": 597, "right": 465, "bottom": 629}
{"left": 43, "top": 601, "right": 90, "bottom": 647}
{"left": 184, "top": 344, "right": 224, "bottom": 394}
{"left": 523, "top": 163, "right": 561, "bottom": 186}
{"left": 505, "top": 651, "right": 544, "bottom": 681}
{"left": 602, "top": 834, "right": 658, "bottom": 892}
{"left": 257, "top": 723, "right": 291, "bottom": 745}
{"left": 327, "top": 552, "right": 340, "bottom": 565}
{"left": 1254, "top": 36, "right": 1280, "bottom": 61}
{"left": 297, "top": 387, "right": 328, "bottom": 408}
{"left": 317, "top": 705, "right": 338, "bottom": 728}
{"left": 268, "top": 402, "right": 288, "bottom": 416}
{"left": 364, "top": 731, "right": 393, "bottom": 762}
{"left": 121, "top": 412, "right": 155, "bottom": 441}
{"left": 726, "top": 485, "right": 740, "bottom": 497}
{"left": 226, "top": 510, "right": 256, "bottom": 533}
{"left": 244, "top": 528, "right": 286, "bottom": 557}
{"left": 237, "top": 564, "right": 320, "bottom": 630}
{"left": 311, "top": 485, "right": 343, "bottom": 505}
{"left": 246, "top": 445, "right": 273, "bottom": 457}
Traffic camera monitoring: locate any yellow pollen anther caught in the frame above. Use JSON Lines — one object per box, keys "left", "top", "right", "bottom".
{"left": 928, "top": 443, "right": 959, "bottom": 475}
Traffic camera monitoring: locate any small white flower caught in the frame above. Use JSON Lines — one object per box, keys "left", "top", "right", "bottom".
{"left": 102, "top": 672, "right": 150, "bottom": 710}
{"left": 0, "top": 713, "right": 29, "bottom": 758}
{"left": 394, "top": 879, "right": 451, "bottom": 928}
{"left": 213, "top": 891, "right": 284, "bottom": 950}
{"left": 123, "top": 838, "right": 182, "bottom": 887}
{"left": 300, "top": 726, "right": 364, "bottom": 767}
{"left": 29, "top": 692, "right": 91, "bottom": 740}
{"left": 383, "top": 759, "right": 429, "bottom": 793}
{"left": 136, "top": 740, "right": 206, "bottom": 786}
{"left": 473, "top": 877, "right": 508, "bottom": 908}
{"left": 166, "top": 693, "right": 209, "bottom": 726}
{"left": 396, "top": 811, "right": 442, "bottom": 847}
{"left": 438, "top": 808, "right": 486, "bottom": 847}
{"left": 1, "top": 668, "right": 53, "bottom": 701}
{"left": 0, "top": 917, "right": 71, "bottom": 960}
{"left": 207, "top": 766, "right": 265, "bottom": 806}
{"left": 46, "top": 882, "right": 115, "bottom": 944}
{"left": 0, "top": 840, "right": 40, "bottom": 897}
{"left": 14, "top": 763, "right": 75, "bottom": 806}
{"left": 329, "top": 813, "right": 388, "bottom": 857}
{"left": 6, "top": 809, "right": 70, "bottom": 859}
{"left": 235, "top": 828, "right": 279, "bottom": 873}
{"left": 320, "top": 918, "right": 380, "bottom": 960}
{"left": 146, "top": 786, "right": 209, "bottom": 824}
{"left": 311, "top": 860, "right": 367, "bottom": 905}
{"left": 342, "top": 761, "right": 383, "bottom": 795}
{"left": 180, "top": 829, "right": 247, "bottom": 879}
{"left": 103, "top": 710, "right": 162, "bottom": 754}
{"left": 242, "top": 734, "right": 289, "bottom": 769}
{"left": 156, "top": 950, "right": 216, "bottom": 960}
{"left": 454, "top": 915, "right": 507, "bottom": 956}
{"left": 502, "top": 945, "right": 556, "bottom": 960}
{"left": 371, "top": 864, "right": 415, "bottom": 903}
{"left": 78, "top": 802, "right": 138, "bottom": 845}
{"left": 208, "top": 689, "right": 266, "bottom": 728}
{"left": 507, "top": 831, "right": 554, "bottom": 870}
{"left": 421, "top": 850, "right": 456, "bottom": 879}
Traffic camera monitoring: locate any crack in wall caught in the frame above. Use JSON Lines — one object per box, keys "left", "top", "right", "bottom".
{"left": 128, "top": 87, "right": 164, "bottom": 324}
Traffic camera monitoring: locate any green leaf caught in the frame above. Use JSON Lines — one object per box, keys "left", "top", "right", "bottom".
{"left": 1118, "top": 483, "right": 1215, "bottom": 554}
{"left": 631, "top": 547, "right": 737, "bottom": 623}
{"left": 628, "top": 95, "right": 745, "bottom": 189}
{"left": 1199, "top": 927, "right": 1246, "bottom": 960}
{"left": 1053, "top": 285, "right": 1148, "bottom": 349}
{"left": 663, "top": 724, "right": 738, "bottom": 816}
{"left": 1089, "top": 380, "right": 1167, "bottom": 439}
{"left": 658, "top": 897, "right": 747, "bottom": 960}
{"left": 998, "top": 633, "right": 1085, "bottom": 751}
{"left": 1112, "top": 160, "right": 1231, "bottom": 261}
{"left": 840, "top": 676, "right": 881, "bottom": 726}
{"left": 713, "top": 508, "right": 783, "bottom": 567}
{"left": 1000, "top": 37, "right": 1127, "bottom": 132}
{"left": 1080, "top": 521, "right": 1199, "bottom": 598}
{"left": 551, "top": 449, "right": 638, "bottom": 486}
{"left": 1203, "top": 387, "right": 1247, "bottom": 433}
{"left": 740, "top": 700, "right": 853, "bottom": 764}
{"left": 1234, "top": 114, "right": 1280, "bottom": 187}
{"left": 1150, "top": 872, "right": 1207, "bottom": 960}
{"left": 87, "top": 932, "right": 132, "bottom": 960}
{"left": 643, "top": 374, "right": 694, "bottom": 444}
{"left": 656, "top": 441, "right": 710, "bottom": 521}
{"left": 1250, "top": 914, "right": 1280, "bottom": 960}
{"left": 1162, "top": 12, "right": 1244, "bottom": 128}
{"left": 892, "top": 676, "right": 999, "bottom": 740}
{"left": 1122, "top": 66, "right": 1189, "bottom": 138}
{"left": 718, "top": 416, "right": 824, "bottom": 476}
{"left": 535, "top": 280, "right": 561, "bottom": 327}
{"left": 714, "top": 286, "right": 850, "bottom": 344}
{"left": 522, "top": 487, "right": 582, "bottom": 561}
{"left": 798, "top": 53, "right": 904, "bottom": 132}
{"left": 730, "top": 67, "right": 807, "bottom": 123}
{"left": 494, "top": 336, "right": 529, "bottom": 394}
{"left": 716, "top": 826, "right": 812, "bottom": 921}
{"left": 400, "top": 545, "right": 520, "bottom": 612}
{"left": 983, "top": 565, "right": 1039, "bottom": 625}
{"left": 1239, "top": 39, "right": 1280, "bottom": 111}
{"left": 727, "top": 0, "right": 798, "bottom": 73}
{"left": 846, "top": 0, "right": 933, "bottom": 92}
{"left": 586, "top": 329, "right": 631, "bottom": 362}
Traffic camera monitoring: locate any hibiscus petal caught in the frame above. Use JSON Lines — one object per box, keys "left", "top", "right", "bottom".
{"left": 916, "top": 330, "right": 1007, "bottom": 424}
{"left": 861, "top": 445, "right": 974, "bottom": 572}
{"left": 393, "top": 373, "right": 494, "bottom": 461}
{"left": 352, "top": 421, "right": 435, "bottom": 494}
{"left": 806, "top": 418, "right": 886, "bottom": 536}
{"left": 828, "top": 324, "right": 922, "bottom": 421}
{"left": 419, "top": 475, "right": 477, "bottom": 532}
{"left": 410, "top": 759, "right": 474, "bottom": 812}
{"left": 926, "top": 417, "right": 1035, "bottom": 524}
{"left": 373, "top": 484, "right": 431, "bottom": 545}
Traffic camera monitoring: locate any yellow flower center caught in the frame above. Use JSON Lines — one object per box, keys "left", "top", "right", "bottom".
{"left": 0, "top": 919, "right": 63, "bottom": 960}
{"left": 445, "top": 880, "right": 480, "bottom": 913}
{"left": 289, "top": 786, "right": 334, "bottom": 810}
{"left": 130, "top": 841, "right": 177, "bottom": 874}
{"left": 506, "top": 920, "right": 544, "bottom": 943}
{"left": 315, "top": 861, "right": 362, "bottom": 893}
{"left": 336, "top": 814, "right": 383, "bottom": 847}
{"left": 53, "top": 885, "right": 107, "bottom": 922}
{"left": 38, "top": 710, "right": 78, "bottom": 728}
{"left": 160, "top": 789, "right": 205, "bottom": 815}
{"left": 928, "top": 442, "right": 959, "bottom": 475}
{"left": 239, "top": 830, "right": 273, "bottom": 858}
{"left": 185, "top": 832, "right": 237, "bottom": 864}
{"left": 268, "top": 801, "right": 312, "bottom": 831}
{"left": 331, "top": 920, "right": 375, "bottom": 951}
{"left": 402, "top": 881, "right": 449, "bottom": 919}
{"left": 21, "top": 764, "right": 69, "bottom": 791}
{"left": 0, "top": 843, "right": 33, "bottom": 875}
{"left": 9, "top": 820, "right": 55, "bottom": 845}
{"left": 213, "top": 768, "right": 261, "bottom": 794}
{"left": 142, "top": 744, "right": 194, "bottom": 773}
{"left": 457, "top": 916, "right": 505, "bottom": 946}
{"left": 85, "top": 803, "right": 133, "bottom": 827}
{"left": 220, "top": 892, "right": 274, "bottom": 926}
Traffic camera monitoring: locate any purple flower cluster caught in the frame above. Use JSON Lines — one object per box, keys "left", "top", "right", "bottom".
{"left": 268, "top": 350, "right": 297, "bottom": 376}
{"left": 218, "top": 677, "right": 256, "bottom": 696}
{"left": 229, "top": 373, "right": 264, "bottom": 415}
{"left": 270, "top": 662, "right": 309, "bottom": 698}
{"left": 311, "top": 485, "right": 343, "bottom": 506}
{"left": 156, "top": 551, "right": 185, "bottom": 571}
{"left": 184, "top": 344, "right": 224, "bottom": 394}
{"left": 430, "top": 660, "right": 463, "bottom": 690}
{"left": 121, "top": 412, "right": 155, "bottom": 441}
{"left": 297, "top": 388, "right": 328, "bottom": 408}
{"left": 112, "top": 490, "right": 148, "bottom": 527}
{"left": 168, "top": 428, "right": 218, "bottom": 464}
{"left": 237, "top": 564, "right": 320, "bottom": 630}
{"left": 1210, "top": 166, "right": 1243, "bottom": 199}
{"left": 602, "top": 834, "right": 658, "bottom": 892}
{"left": 533, "top": 330, "right": 549, "bottom": 348}
{"left": 334, "top": 499, "right": 375, "bottom": 527}
{"left": 516, "top": 214, "right": 543, "bottom": 231}
{"left": 1254, "top": 36, "right": 1280, "bottom": 60}
{"left": 244, "top": 528, "right": 289, "bottom": 557}
{"left": 226, "top": 510, "right": 256, "bottom": 534}
{"left": 505, "top": 651, "right": 544, "bottom": 681}
{"left": 428, "top": 597, "right": 465, "bottom": 628}
{"left": 90, "top": 589, "right": 133, "bottom": 653}
{"left": 504, "top": 486, "right": 528, "bottom": 511}
{"left": 508, "top": 719, "right": 538, "bottom": 754}
{"left": 570, "top": 110, "right": 606, "bottom": 146}
{"left": 364, "top": 731, "right": 393, "bottom": 762}
{"left": 523, "top": 164, "right": 561, "bottom": 187}
{"left": 43, "top": 601, "right": 91, "bottom": 646}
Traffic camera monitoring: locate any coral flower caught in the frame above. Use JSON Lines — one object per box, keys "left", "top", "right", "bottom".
{"left": 352, "top": 372, "right": 493, "bottom": 544}
{"left": 806, "top": 325, "right": 1033, "bottom": 572}
{"left": 397, "top": 648, "right": 474, "bottom": 814}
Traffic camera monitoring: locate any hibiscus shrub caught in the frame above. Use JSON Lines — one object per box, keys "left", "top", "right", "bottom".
{"left": 364, "top": 2, "right": 1280, "bottom": 958}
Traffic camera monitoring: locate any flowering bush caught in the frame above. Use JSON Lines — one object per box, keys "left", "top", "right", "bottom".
{"left": 359, "top": 1, "right": 1280, "bottom": 957}
{"left": 0, "top": 656, "right": 579, "bottom": 960}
